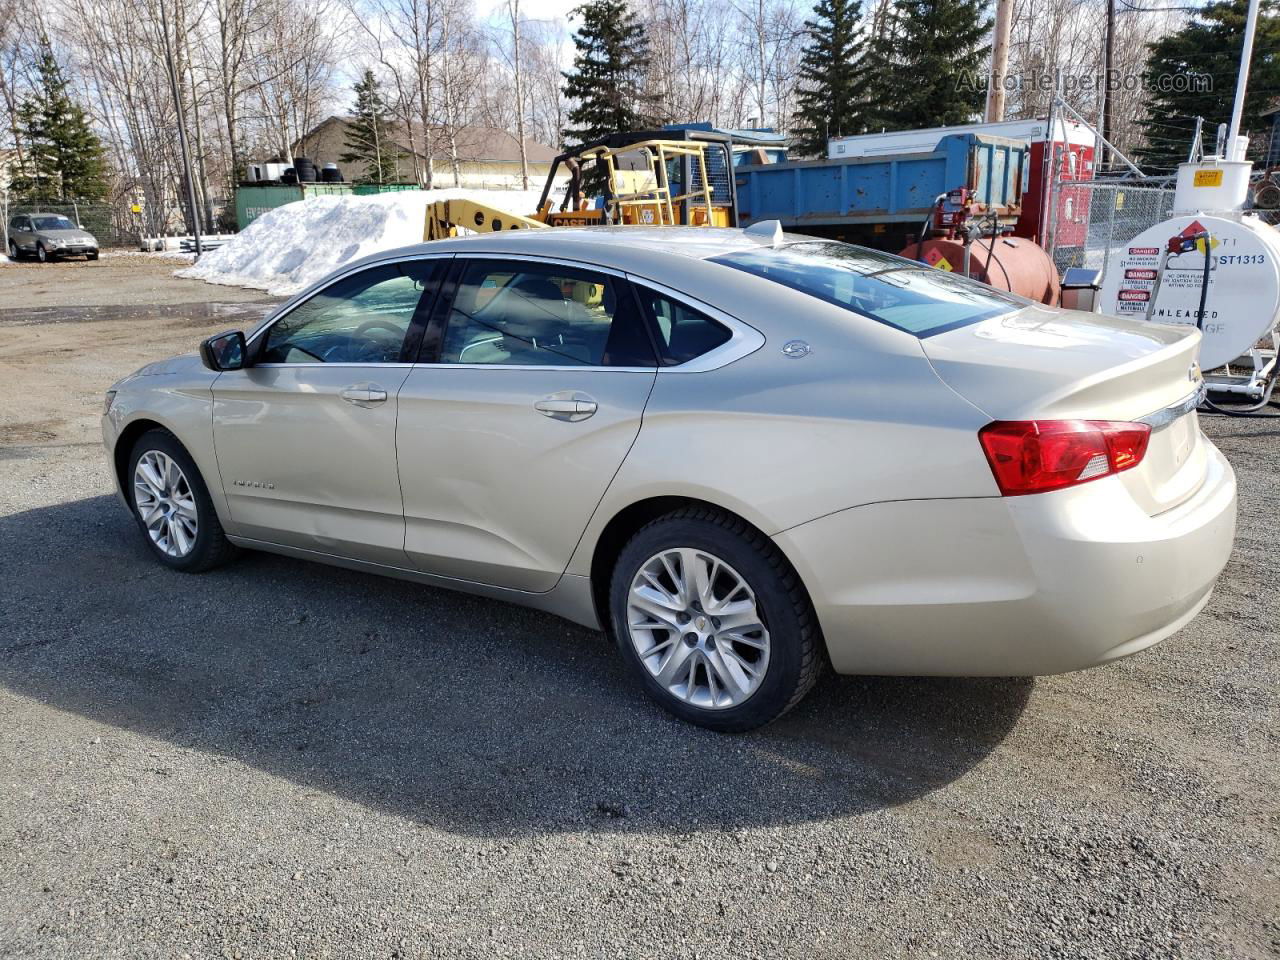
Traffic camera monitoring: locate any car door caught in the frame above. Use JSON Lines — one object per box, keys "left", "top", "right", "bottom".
{"left": 211, "top": 256, "right": 447, "bottom": 565}
{"left": 12, "top": 217, "right": 32, "bottom": 252}
{"left": 396, "top": 256, "right": 659, "bottom": 592}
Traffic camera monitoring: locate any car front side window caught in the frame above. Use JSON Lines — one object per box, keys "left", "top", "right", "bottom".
{"left": 261, "top": 261, "right": 438, "bottom": 364}
{"left": 437, "top": 260, "right": 656, "bottom": 368}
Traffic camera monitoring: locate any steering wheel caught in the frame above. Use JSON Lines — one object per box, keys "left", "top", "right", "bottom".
{"left": 354, "top": 318, "right": 405, "bottom": 340}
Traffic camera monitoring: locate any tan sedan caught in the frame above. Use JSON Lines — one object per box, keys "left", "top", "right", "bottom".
{"left": 102, "top": 227, "right": 1236, "bottom": 730}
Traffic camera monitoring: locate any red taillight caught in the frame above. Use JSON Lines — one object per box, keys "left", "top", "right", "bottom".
{"left": 978, "top": 419, "right": 1151, "bottom": 496}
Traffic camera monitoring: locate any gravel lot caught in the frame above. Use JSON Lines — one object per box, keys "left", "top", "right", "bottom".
{"left": 0, "top": 259, "right": 1277, "bottom": 959}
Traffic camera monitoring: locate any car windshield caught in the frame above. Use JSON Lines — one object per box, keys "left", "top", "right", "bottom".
{"left": 32, "top": 215, "right": 77, "bottom": 231}
{"left": 711, "top": 240, "right": 1027, "bottom": 337}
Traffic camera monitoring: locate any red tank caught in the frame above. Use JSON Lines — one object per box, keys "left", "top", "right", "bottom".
{"left": 899, "top": 236, "right": 1062, "bottom": 306}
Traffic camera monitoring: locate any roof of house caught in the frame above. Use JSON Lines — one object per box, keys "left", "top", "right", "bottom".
{"left": 297, "top": 116, "right": 558, "bottom": 164}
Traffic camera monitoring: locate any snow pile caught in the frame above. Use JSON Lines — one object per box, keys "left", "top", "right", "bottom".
{"left": 178, "top": 188, "right": 549, "bottom": 296}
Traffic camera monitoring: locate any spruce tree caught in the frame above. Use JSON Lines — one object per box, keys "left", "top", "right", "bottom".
{"left": 561, "top": 0, "right": 659, "bottom": 146}
{"left": 792, "top": 0, "right": 868, "bottom": 157}
{"left": 340, "top": 70, "right": 402, "bottom": 185}
{"left": 1136, "top": 0, "right": 1280, "bottom": 171}
{"left": 14, "top": 39, "right": 107, "bottom": 203}
{"left": 863, "top": 0, "right": 990, "bottom": 130}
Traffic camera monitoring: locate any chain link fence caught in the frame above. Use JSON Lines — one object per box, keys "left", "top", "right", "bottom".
{"left": 1047, "top": 180, "right": 1177, "bottom": 281}
{"left": 3, "top": 203, "right": 141, "bottom": 249}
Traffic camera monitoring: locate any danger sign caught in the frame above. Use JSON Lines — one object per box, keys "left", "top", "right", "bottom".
{"left": 1118, "top": 290, "right": 1150, "bottom": 302}
{"left": 1124, "top": 269, "right": 1157, "bottom": 281}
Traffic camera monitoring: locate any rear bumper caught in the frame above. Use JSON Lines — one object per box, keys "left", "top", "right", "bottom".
{"left": 774, "top": 439, "right": 1237, "bottom": 676}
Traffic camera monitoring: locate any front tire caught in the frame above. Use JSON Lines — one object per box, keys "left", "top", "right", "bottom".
{"left": 127, "top": 429, "right": 237, "bottom": 572}
{"left": 87, "top": 252, "right": 99, "bottom": 261}
{"left": 6, "top": 240, "right": 17, "bottom": 261}
{"left": 609, "top": 506, "right": 823, "bottom": 732}
{"left": 36, "top": 244, "right": 48, "bottom": 263}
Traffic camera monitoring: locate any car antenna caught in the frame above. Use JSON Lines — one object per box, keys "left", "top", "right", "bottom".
{"left": 744, "top": 219, "right": 784, "bottom": 249}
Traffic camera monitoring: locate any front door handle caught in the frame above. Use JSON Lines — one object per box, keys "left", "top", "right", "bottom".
{"left": 534, "top": 391, "right": 597, "bottom": 422}
{"left": 340, "top": 383, "right": 388, "bottom": 405}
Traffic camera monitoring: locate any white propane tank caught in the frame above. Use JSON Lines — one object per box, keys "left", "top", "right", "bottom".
{"left": 1099, "top": 157, "right": 1280, "bottom": 371}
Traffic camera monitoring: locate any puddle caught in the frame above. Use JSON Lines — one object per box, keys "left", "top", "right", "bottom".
{"left": 0, "top": 300, "right": 281, "bottom": 328}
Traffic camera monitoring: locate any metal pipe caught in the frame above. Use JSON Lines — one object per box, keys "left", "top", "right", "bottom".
{"left": 1102, "top": 0, "right": 1115, "bottom": 167}
{"left": 1188, "top": 116, "right": 1204, "bottom": 163}
{"left": 1055, "top": 95, "right": 1143, "bottom": 177}
{"left": 1227, "top": 0, "right": 1262, "bottom": 156}
{"left": 1039, "top": 94, "right": 1057, "bottom": 244}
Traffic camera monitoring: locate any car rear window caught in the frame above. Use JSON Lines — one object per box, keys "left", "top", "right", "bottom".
{"left": 711, "top": 240, "right": 1026, "bottom": 337}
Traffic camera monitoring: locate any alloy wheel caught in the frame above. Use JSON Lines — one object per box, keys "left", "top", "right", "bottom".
{"left": 37, "top": 245, "right": 47, "bottom": 262}
{"left": 133, "top": 450, "right": 199, "bottom": 558}
{"left": 626, "top": 547, "right": 771, "bottom": 709}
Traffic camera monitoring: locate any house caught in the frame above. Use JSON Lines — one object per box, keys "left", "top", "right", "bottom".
{"left": 292, "top": 116, "right": 559, "bottom": 188}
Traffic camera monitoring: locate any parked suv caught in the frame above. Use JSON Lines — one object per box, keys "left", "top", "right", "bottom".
{"left": 7, "top": 213, "right": 99, "bottom": 262}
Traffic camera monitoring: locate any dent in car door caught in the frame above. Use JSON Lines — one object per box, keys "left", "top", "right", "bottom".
{"left": 397, "top": 258, "right": 658, "bottom": 592}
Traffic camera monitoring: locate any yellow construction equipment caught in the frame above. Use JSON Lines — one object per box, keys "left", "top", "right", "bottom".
{"left": 423, "top": 131, "right": 739, "bottom": 242}
{"left": 424, "top": 199, "right": 547, "bottom": 241}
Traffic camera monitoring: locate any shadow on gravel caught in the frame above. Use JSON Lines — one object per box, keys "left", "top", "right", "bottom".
{"left": 0, "top": 495, "right": 1032, "bottom": 836}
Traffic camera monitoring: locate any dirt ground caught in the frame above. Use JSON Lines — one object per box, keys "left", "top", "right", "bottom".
{"left": 0, "top": 253, "right": 272, "bottom": 308}
{"left": 0, "top": 259, "right": 1277, "bottom": 959}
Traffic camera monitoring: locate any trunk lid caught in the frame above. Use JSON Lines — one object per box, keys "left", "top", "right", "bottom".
{"left": 924, "top": 305, "right": 1208, "bottom": 515}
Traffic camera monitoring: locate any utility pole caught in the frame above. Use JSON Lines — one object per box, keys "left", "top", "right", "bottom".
{"left": 1101, "top": 0, "right": 1115, "bottom": 168}
{"left": 508, "top": 0, "right": 529, "bottom": 191}
{"left": 158, "top": 0, "right": 203, "bottom": 257}
{"left": 985, "top": 0, "right": 1014, "bottom": 123}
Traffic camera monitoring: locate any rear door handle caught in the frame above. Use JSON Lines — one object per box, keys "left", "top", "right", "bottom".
{"left": 534, "top": 392, "right": 597, "bottom": 422}
{"left": 340, "top": 384, "right": 388, "bottom": 405}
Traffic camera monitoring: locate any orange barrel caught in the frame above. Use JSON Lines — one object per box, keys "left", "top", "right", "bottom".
{"left": 899, "top": 236, "right": 1062, "bottom": 306}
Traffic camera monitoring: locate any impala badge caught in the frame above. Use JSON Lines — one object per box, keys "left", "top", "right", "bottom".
{"left": 782, "top": 339, "right": 811, "bottom": 359}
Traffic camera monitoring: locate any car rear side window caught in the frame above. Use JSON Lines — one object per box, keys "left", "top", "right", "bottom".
{"left": 438, "top": 260, "right": 656, "bottom": 367}
{"left": 633, "top": 287, "right": 732, "bottom": 365}
{"left": 711, "top": 240, "right": 1026, "bottom": 337}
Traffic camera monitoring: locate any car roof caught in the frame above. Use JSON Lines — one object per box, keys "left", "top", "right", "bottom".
{"left": 374, "top": 226, "right": 770, "bottom": 270}
{"left": 414, "top": 225, "right": 762, "bottom": 256}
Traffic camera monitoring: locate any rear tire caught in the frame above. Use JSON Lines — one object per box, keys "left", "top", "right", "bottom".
{"left": 127, "top": 429, "right": 238, "bottom": 573}
{"left": 6, "top": 240, "right": 17, "bottom": 261}
{"left": 609, "top": 506, "right": 824, "bottom": 732}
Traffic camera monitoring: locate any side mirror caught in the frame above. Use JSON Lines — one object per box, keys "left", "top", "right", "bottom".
{"left": 200, "top": 330, "right": 248, "bottom": 371}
